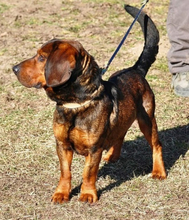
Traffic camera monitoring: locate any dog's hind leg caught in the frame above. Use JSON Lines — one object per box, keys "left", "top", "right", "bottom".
{"left": 103, "top": 138, "right": 124, "bottom": 163}
{"left": 137, "top": 96, "right": 166, "bottom": 179}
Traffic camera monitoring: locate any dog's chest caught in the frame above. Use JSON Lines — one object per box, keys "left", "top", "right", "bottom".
{"left": 53, "top": 106, "right": 109, "bottom": 154}
{"left": 69, "top": 127, "right": 100, "bottom": 155}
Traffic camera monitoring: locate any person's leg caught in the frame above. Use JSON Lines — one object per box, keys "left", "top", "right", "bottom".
{"left": 167, "top": 0, "right": 189, "bottom": 97}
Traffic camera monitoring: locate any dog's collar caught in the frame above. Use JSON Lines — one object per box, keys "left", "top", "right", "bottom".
{"left": 61, "top": 85, "right": 104, "bottom": 109}
{"left": 62, "top": 100, "right": 91, "bottom": 109}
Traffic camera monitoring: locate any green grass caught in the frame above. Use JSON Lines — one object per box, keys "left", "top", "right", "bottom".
{"left": 154, "top": 57, "right": 169, "bottom": 72}
{"left": 0, "top": 0, "right": 189, "bottom": 219}
{"left": 0, "top": 3, "right": 10, "bottom": 14}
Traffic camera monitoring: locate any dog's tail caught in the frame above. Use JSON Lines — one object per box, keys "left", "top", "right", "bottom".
{"left": 124, "top": 5, "right": 159, "bottom": 77}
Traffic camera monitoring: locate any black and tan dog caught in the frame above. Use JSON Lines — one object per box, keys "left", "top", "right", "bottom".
{"left": 13, "top": 5, "right": 166, "bottom": 204}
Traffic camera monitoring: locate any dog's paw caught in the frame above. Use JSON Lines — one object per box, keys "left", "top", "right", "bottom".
{"left": 51, "top": 192, "right": 70, "bottom": 204}
{"left": 79, "top": 190, "right": 98, "bottom": 204}
{"left": 152, "top": 170, "right": 167, "bottom": 180}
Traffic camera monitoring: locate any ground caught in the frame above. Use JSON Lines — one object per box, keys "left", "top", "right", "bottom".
{"left": 0, "top": 0, "right": 189, "bottom": 219}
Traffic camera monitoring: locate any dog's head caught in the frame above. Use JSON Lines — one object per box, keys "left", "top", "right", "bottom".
{"left": 12, "top": 39, "right": 95, "bottom": 89}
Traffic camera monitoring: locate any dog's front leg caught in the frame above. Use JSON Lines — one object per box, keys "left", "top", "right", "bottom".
{"left": 51, "top": 140, "right": 73, "bottom": 204}
{"left": 79, "top": 148, "right": 103, "bottom": 204}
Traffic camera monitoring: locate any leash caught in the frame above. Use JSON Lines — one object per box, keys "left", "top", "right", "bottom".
{"left": 101, "top": 0, "right": 149, "bottom": 75}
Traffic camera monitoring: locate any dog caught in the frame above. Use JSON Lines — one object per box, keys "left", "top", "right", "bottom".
{"left": 12, "top": 5, "right": 166, "bottom": 204}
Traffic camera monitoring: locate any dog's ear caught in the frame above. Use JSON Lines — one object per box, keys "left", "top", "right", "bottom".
{"left": 45, "top": 43, "right": 77, "bottom": 87}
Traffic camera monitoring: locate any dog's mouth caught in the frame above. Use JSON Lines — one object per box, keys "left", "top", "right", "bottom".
{"left": 34, "top": 82, "right": 43, "bottom": 89}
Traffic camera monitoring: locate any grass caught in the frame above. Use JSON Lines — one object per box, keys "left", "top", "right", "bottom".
{"left": 0, "top": 0, "right": 189, "bottom": 219}
{"left": 0, "top": 3, "right": 10, "bottom": 14}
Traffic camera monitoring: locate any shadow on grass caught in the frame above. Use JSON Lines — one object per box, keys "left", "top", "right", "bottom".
{"left": 70, "top": 124, "right": 189, "bottom": 199}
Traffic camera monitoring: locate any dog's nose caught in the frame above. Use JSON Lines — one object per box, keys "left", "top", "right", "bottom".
{"left": 12, "top": 65, "right": 20, "bottom": 75}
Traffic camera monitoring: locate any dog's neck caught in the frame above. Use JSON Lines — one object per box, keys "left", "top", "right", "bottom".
{"left": 44, "top": 69, "right": 104, "bottom": 106}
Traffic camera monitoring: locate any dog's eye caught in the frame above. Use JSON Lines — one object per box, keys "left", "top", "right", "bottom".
{"left": 38, "top": 55, "right": 46, "bottom": 62}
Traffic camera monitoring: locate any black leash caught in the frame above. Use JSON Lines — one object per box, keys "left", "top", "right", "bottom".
{"left": 101, "top": 0, "right": 149, "bottom": 75}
